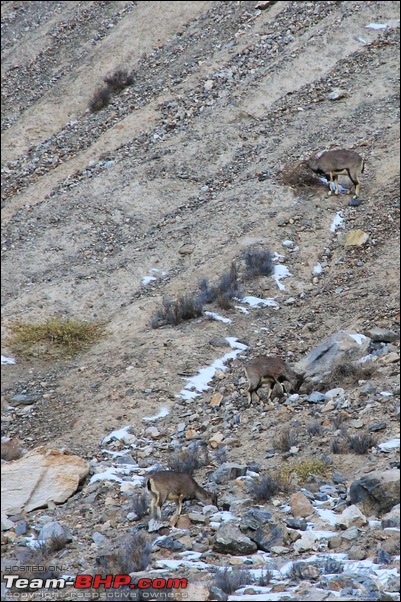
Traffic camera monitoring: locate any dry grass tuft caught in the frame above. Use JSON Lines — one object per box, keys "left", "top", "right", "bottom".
{"left": 8, "top": 318, "right": 105, "bottom": 357}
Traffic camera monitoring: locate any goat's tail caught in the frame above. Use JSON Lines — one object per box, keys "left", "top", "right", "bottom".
{"left": 361, "top": 157, "right": 365, "bottom": 174}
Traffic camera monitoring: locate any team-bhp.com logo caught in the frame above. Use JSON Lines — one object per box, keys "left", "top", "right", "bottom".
{"left": 4, "top": 573, "right": 187, "bottom": 596}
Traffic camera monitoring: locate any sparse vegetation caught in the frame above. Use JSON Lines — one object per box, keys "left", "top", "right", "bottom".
{"left": 328, "top": 362, "right": 375, "bottom": 389}
{"left": 257, "top": 568, "right": 273, "bottom": 586}
{"left": 279, "top": 458, "right": 330, "bottom": 485}
{"left": 276, "top": 428, "right": 299, "bottom": 452}
{"left": 131, "top": 492, "right": 149, "bottom": 520}
{"left": 88, "top": 86, "right": 111, "bottom": 112}
{"left": 347, "top": 432, "right": 377, "bottom": 455}
{"left": 8, "top": 318, "right": 105, "bottom": 357}
{"left": 243, "top": 249, "right": 274, "bottom": 279}
{"left": 168, "top": 441, "right": 208, "bottom": 474}
{"left": 96, "top": 531, "right": 152, "bottom": 574}
{"left": 104, "top": 68, "right": 134, "bottom": 91}
{"left": 214, "top": 568, "right": 252, "bottom": 595}
{"left": 150, "top": 294, "right": 203, "bottom": 328}
{"left": 306, "top": 421, "right": 323, "bottom": 438}
{"left": 278, "top": 160, "right": 321, "bottom": 190}
{"left": 330, "top": 436, "right": 348, "bottom": 454}
{"left": 197, "top": 263, "right": 242, "bottom": 309}
{"left": 249, "top": 474, "right": 281, "bottom": 501}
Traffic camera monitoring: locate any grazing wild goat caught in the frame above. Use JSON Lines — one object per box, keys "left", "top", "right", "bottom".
{"left": 244, "top": 355, "right": 304, "bottom": 406}
{"left": 146, "top": 471, "right": 217, "bottom": 525}
{"left": 307, "top": 149, "right": 365, "bottom": 202}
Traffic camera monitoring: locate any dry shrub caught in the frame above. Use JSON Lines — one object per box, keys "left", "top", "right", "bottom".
{"left": 88, "top": 86, "right": 111, "bottom": 112}
{"left": 277, "top": 160, "right": 320, "bottom": 190}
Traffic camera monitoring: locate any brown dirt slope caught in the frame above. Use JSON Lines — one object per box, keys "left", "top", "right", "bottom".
{"left": 1, "top": 1, "right": 400, "bottom": 455}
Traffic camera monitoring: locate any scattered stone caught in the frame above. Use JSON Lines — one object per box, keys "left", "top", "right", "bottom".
{"left": 349, "top": 419, "right": 364, "bottom": 429}
{"left": 9, "top": 394, "right": 42, "bottom": 405}
{"left": 369, "top": 421, "right": 387, "bottom": 432}
{"left": 340, "top": 229, "right": 369, "bottom": 247}
{"left": 341, "top": 526, "right": 360, "bottom": 541}
{"left": 327, "top": 88, "right": 349, "bottom": 100}
{"left": 178, "top": 243, "right": 195, "bottom": 255}
{"left": 365, "top": 327, "right": 399, "bottom": 343}
{"left": 306, "top": 392, "right": 326, "bottom": 403}
{"left": 212, "top": 462, "right": 247, "bottom": 484}
{"left": 209, "top": 433, "right": 225, "bottom": 448}
{"left": 213, "top": 522, "right": 257, "bottom": 555}
{"left": 285, "top": 517, "right": 308, "bottom": 531}
{"left": 348, "top": 469, "right": 400, "bottom": 515}
{"left": 1, "top": 447, "right": 89, "bottom": 516}
{"left": 210, "top": 392, "right": 223, "bottom": 408}
{"left": 293, "top": 531, "right": 318, "bottom": 552}
{"left": 291, "top": 561, "right": 322, "bottom": 580}
{"left": 381, "top": 504, "right": 400, "bottom": 528}
{"left": 295, "top": 330, "right": 370, "bottom": 378}
{"left": 241, "top": 508, "right": 273, "bottom": 530}
{"left": 336, "top": 505, "right": 368, "bottom": 529}
{"left": 92, "top": 531, "right": 108, "bottom": 545}
{"left": 290, "top": 492, "right": 314, "bottom": 518}
{"left": 38, "top": 520, "right": 69, "bottom": 543}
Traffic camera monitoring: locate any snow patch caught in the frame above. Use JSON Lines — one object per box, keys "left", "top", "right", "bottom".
{"left": 102, "top": 425, "right": 133, "bottom": 445}
{"left": 205, "top": 311, "right": 232, "bottom": 324}
{"left": 178, "top": 338, "right": 247, "bottom": 400}
{"left": 273, "top": 264, "right": 292, "bottom": 291}
{"left": 313, "top": 263, "right": 323, "bottom": 275}
{"left": 239, "top": 296, "right": 279, "bottom": 309}
{"left": 378, "top": 438, "right": 400, "bottom": 450}
{"left": 1, "top": 355, "right": 16, "bottom": 365}
{"left": 330, "top": 211, "right": 345, "bottom": 232}
{"left": 349, "top": 333, "right": 369, "bottom": 345}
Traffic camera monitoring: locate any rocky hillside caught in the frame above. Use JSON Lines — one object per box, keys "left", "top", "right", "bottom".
{"left": 1, "top": 1, "right": 400, "bottom": 601}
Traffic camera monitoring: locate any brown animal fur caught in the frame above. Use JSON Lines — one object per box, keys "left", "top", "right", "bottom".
{"left": 146, "top": 471, "right": 217, "bottom": 525}
{"left": 308, "top": 149, "right": 365, "bottom": 199}
{"left": 244, "top": 355, "right": 303, "bottom": 406}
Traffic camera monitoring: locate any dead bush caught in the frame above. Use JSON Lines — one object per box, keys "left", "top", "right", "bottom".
{"left": 249, "top": 475, "right": 281, "bottom": 501}
{"left": 277, "top": 160, "right": 320, "bottom": 190}
{"left": 104, "top": 68, "right": 134, "bottom": 91}
{"left": 88, "top": 86, "right": 111, "bottom": 112}
{"left": 214, "top": 568, "right": 252, "bottom": 594}
{"left": 96, "top": 531, "right": 152, "bottom": 574}
{"left": 243, "top": 249, "right": 274, "bottom": 279}
{"left": 150, "top": 294, "right": 203, "bottom": 328}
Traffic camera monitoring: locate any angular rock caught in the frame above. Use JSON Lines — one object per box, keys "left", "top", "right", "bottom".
{"left": 295, "top": 330, "right": 370, "bottom": 378}
{"left": 213, "top": 522, "right": 257, "bottom": 555}
{"left": 293, "top": 531, "right": 318, "bottom": 552}
{"left": 336, "top": 505, "right": 368, "bottom": 529}
{"left": 38, "top": 520, "right": 69, "bottom": 543}
{"left": 291, "top": 561, "right": 322, "bottom": 580}
{"left": 340, "top": 229, "right": 369, "bottom": 247}
{"left": 285, "top": 517, "right": 308, "bottom": 531}
{"left": 211, "top": 462, "right": 247, "bottom": 484}
{"left": 381, "top": 504, "right": 400, "bottom": 529}
{"left": 1, "top": 447, "right": 89, "bottom": 516}
{"left": 247, "top": 523, "right": 286, "bottom": 552}
{"left": 241, "top": 508, "right": 272, "bottom": 530}
{"left": 365, "top": 327, "right": 399, "bottom": 343}
{"left": 348, "top": 469, "right": 400, "bottom": 515}
{"left": 306, "top": 392, "right": 326, "bottom": 403}
{"left": 290, "top": 492, "right": 314, "bottom": 518}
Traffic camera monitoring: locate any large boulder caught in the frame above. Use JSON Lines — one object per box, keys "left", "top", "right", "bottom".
{"left": 348, "top": 469, "right": 400, "bottom": 516}
{"left": 295, "top": 330, "right": 371, "bottom": 378}
{"left": 213, "top": 521, "right": 257, "bottom": 555}
{"left": 1, "top": 447, "right": 89, "bottom": 517}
